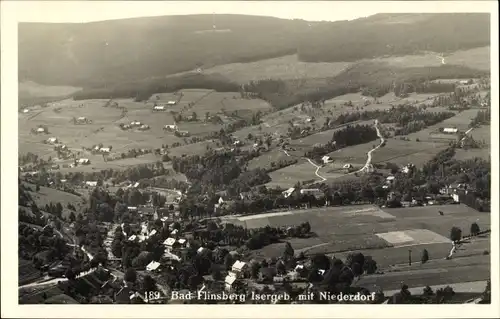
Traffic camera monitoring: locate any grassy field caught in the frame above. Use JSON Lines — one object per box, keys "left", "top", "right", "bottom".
{"left": 368, "top": 46, "right": 490, "bottom": 72}
{"left": 247, "top": 149, "right": 292, "bottom": 171}
{"left": 470, "top": 125, "right": 491, "bottom": 145}
{"left": 19, "top": 258, "right": 43, "bottom": 286}
{"left": 265, "top": 160, "right": 319, "bottom": 188}
{"left": 370, "top": 138, "right": 449, "bottom": 166}
{"left": 194, "top": 54, "right": 352, "bottom": 84}
{"left": 240, "top": 204, "right": 490, "bottom": 264}
{"left": 19, "top": 81, "right": 82, "bottom": 99}
{"left": 19, "top": 90, "right": 271, "bottom": 172}
{"left": 24, "top": 182, "right": 86, "bottom": 218}
{"left": 445, "top": 46, "right": 491, "bottom": 71}
{"left": 405, "top": 109, "right": 480, "bottom": 143}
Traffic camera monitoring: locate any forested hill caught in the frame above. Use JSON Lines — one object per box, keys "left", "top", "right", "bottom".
{"left": 19, "top": 13, "right": 490, "bottom": 87}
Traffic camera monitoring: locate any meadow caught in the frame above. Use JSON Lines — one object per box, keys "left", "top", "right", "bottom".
{"left": 242, "top": 204, "right": 490, "bottom": 276}
{"left": 18, "top": 90, "right": 271, "bottom": 172}
{"left": 196, "top": 54, "right": 352, "bottom": 83}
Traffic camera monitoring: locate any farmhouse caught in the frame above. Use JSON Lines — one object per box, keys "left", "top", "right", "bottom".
{"left": 322, "top": 156, "right": 332, "bottom": 164}
{"left": 164, "top": 124, "right": 178, "bottom": 131}
{"left": 386, "top": 176, "right": 395, "bottom": 184}
{"left": 343, "top": 163, "right": 353, "bottom": 173}
{"left": 76, "top": 117, "right": 89, "bottom": 124}
{"left": 442, "top": 127, "right": 459, "bottom": 134}
{"left": 153, "top": 105, "right": 166, "bottom": 111}
{"left": 36, "top": 127, "right": 46, "bottom": 133}
{"left": 77, "top": 158, "right": 91, "bottom": 165}
{"left": 401, "top": 163, "right": 415, "bottom": 174}
{"left": 85, "top": 181, "right": 98, "bottom": 187}
{"left": 166, "top": 101, "right": 177, "bottom": 105}
{"left": 46, "top": 137, "right": 58, "bottom": 144}
{"left": 300, "top": 189, "right": 324, "bottom": 199}
{"left": 176, "top": 130, "right": 190, "bottom": 137}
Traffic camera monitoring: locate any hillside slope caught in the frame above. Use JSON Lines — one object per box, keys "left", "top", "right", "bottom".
{"left": 19, "top": 13, "right": 490, "bottom": 88}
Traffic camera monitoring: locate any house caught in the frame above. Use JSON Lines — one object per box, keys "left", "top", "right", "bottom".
{"left": 77, "top": 158, "right": 90, "bottom": 165}
{"left": 282, "top": 187, "right": 296, "bottom": 198}
{"left": 233, "top": 140, "right": 243, "bottom": 146}
{"left": 300, "top": 188, "right": 324, "bottom": 199}
{"left": 224, "top": 275, "right": 237, "bottom": 291}
{"left": 139, "top": 124, "right": 150, "bottom": 130}
{"left": 317, "top": 269, "right": 326, "bottom": 276}
{"left": 197, "top": 247, "right": 206, "bottom": 254}
{"left": 76, "top": 117, "right": 89, "bottom": 124}
{"left": 153, "top": 105, "right": 166, "bottom": 111}
{"left": 164, "top": 237, "right": 179, "bottom": 252}
{"left": 23, "top": 108, "right": 29, "bottom": 113}
{"left": 127, "top": 206, "right": 138, "bottom": 212}
{"left": 46, "top": 137, "right": 58, "bottom": 144}
{"left": 343, "top": 163, "right": 353, "bottom": 173}
{"left": 166, "top": 101, "right": 177, "bottom": 105}
{"left": 176, "top": 130, "right": 190, "bottom": 137}
{"left": 442, "top": 127, "right": 459, "bottom": 134}
{"left": 401, "top": 163, "right": 415, "bottom": 174}
{"left": 440, "top": 183, "right": 468, "bottom": 195}
{"left": 177, "top": 238, "right": 188, "bottom": 248}
{"left": 36, "top": 127, "right": 46, "bottom": 133}
{"left": 146, "top": 261, "right": 161, "bottom": 272}
{"left": 322, "top": 156, "right": 332, "bottom": 164}
{"left": 128, "top": 235, "right": 137, "bottom": 242}
{"left": 130, "top": 121, "right": 142, "bottom": 126}
{"left": 386, "top": 176, "right": 395, "bottom": 184}
{"left": 164, "top": 124, "right": 178, "bottom": 131}
{"left": 85, "top": 181, "right": 98, "bottom": 187}
{"left": 230, "top": 260, "right": 247, "bottom": 278}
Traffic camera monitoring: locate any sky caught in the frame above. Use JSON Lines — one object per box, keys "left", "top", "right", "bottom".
{"left": 6, "top": 1, "right": 495, "bottom": 23}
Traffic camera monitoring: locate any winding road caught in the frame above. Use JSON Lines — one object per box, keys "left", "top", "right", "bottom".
{"left": 280, "top": 120, "right": 385, "bottom": 183}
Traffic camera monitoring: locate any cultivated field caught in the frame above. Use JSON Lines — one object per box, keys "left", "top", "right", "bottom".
{"left": 238, "top": 204, "right": 490, "bottom": 288}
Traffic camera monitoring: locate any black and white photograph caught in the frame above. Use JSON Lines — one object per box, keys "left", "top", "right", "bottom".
{"left": 1, "top": 0, "right": 498, "bottom": 317}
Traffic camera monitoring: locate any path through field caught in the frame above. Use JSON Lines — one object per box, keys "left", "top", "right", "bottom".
{"left": 352, "top": 120, "right": 385, "bottom": 174}
{"left": 279, "top": 120, "right": 385, "bottom": 184}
